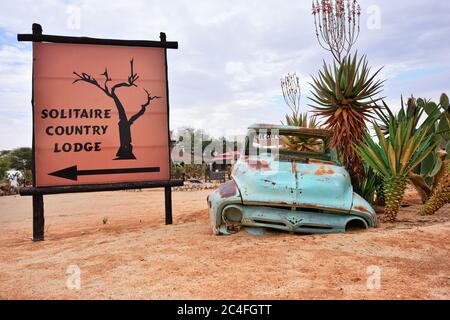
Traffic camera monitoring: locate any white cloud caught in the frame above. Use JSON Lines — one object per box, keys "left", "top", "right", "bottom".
{"left": 0, "top": 116, "right": 31, "bottom": 150}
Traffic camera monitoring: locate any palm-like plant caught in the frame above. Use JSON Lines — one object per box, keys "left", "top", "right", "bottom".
{"left": 375, "top": 96, "right": 424, "bottom": 137}
{"left": 309, "top": 53, "right": 384, "bottom": 181}
{"left": 376, "top": 96, "right": 448, "bottom": 203}
{"left": 356, "top": 118, "right": 439, "bottom": 222}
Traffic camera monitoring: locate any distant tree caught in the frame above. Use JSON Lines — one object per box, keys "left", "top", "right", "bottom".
{"left": 0, "top": 148, "right": 31, "bottom": 182}
{"left": 8, "top": 147, "right": 32, "bottom": 171}
{"left": 0, "top": 152, "right": 12, "bottom": 180}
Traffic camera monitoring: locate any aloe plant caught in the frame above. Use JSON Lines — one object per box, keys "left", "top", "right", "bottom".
{"left": 356, "top": 117, "right": 439, "bottom": 222}
{"left": 309, "top": 52, "right": 384, "bottom": 182}
{"left": 354, "top": 165, "right": 381, "bottom": 204}
{"left": 375, "top": 94, "right": 449, "bottom": 203}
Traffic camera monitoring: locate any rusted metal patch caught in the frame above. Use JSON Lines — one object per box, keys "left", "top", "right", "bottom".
{"left": 314, "top": 166, "right": 335, "bottom": 176}
{"left": 354, "top": 205, "right": 370, "bottom": 213}
{"left": 218, "top": 180, "right": 239, "bottom": 198}
{"left": 291, "top": 162, "right": 297, "bottom": 173}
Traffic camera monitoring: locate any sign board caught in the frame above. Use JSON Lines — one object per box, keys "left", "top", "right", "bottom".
{"left": 18, "top": 24, "right": 182, "bottom": 241}
{"left": 33, "top": 43, "right": 169, "bottom": 187}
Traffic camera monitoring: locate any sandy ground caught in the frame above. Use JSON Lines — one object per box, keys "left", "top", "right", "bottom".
{"left": 0, "top": 187, "right": 449, "bottom": 300}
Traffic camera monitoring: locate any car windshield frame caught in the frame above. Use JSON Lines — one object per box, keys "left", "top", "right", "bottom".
{"left": 244, "top": 127, "right": 337, "bottom": 163}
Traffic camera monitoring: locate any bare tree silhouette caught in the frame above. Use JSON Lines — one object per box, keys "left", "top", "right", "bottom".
{"left": 73, "top": 59, "right": 161, "bottom": 160}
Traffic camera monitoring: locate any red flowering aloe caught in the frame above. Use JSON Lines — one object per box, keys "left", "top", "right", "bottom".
{"left": 312, "top": 0, "right": 361, "bottom": 63}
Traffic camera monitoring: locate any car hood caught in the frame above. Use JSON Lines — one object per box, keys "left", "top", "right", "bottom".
{"left": 232, "top": 155, "right": 354, "bottom": 212}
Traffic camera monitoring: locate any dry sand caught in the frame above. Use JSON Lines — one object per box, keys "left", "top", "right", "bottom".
{"left": 0, "top": 187, "right": 449, "bottom": 300}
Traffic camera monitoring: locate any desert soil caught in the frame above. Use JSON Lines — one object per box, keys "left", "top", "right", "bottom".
{"left": 0, "top": 187, "right": 449, "bottom": 300}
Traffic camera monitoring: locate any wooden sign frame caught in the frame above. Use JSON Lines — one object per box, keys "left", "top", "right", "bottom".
{"left": 18, "top": 24, "right": 183, "bottom": 241}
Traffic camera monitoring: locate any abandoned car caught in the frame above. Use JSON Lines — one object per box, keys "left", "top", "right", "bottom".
{"left": 207, "top": 124, "right": 378, "bottom": 235}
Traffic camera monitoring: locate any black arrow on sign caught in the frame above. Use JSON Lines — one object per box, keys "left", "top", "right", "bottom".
{"left": 49, "top": 165, "right": 160, "bottom": 181}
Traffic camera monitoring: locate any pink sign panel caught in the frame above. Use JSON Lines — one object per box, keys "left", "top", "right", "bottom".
{"left": 33, "top": 42, "right": 170, "bottom": 187}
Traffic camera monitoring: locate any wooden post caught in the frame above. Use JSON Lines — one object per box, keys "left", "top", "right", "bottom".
{"left": 161, "top": 31, "right": 173, "bottom": 226}
{"left": 32, "top": 194, "right": 45, "bottom": 241}
{"left": 164, "top": 186, "right": 173, "bottom": 225}
{"left": 31, "top": 24, "right": 44, "bottom": 242}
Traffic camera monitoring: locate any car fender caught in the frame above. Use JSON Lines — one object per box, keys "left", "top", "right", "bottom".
{"left": 207, "top": 180, "right": 243, "bottom": 235}
{"left": 350, "top": 193, "right": 378, "bottom": 227}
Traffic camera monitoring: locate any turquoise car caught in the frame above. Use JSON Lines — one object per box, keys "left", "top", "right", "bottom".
{"left": 207, "top": 124, "right": 378, "bottom": 235}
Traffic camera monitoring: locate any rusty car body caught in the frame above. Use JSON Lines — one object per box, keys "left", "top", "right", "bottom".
{"left": 207, "top": 124, "right": 378, "bottom": 235}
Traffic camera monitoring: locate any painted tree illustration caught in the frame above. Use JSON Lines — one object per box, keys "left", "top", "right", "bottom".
{"left": 73, "top": 59, "right": 160, "bottom": 160}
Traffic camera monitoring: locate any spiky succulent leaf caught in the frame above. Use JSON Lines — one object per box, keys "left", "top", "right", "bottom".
{"left": 356, "top": 115, "right": 440, "bottom": 221}
{"left": 309, "top": 53, "right": 384, "bottom": 180}
{"left": 356, "top": 119, "right": 439, "bottom": 177}
{"left": 282, "top": 112, "right": 322, "bottom": 152}
{"left": 354, "top": 165, "right": 380, "bottom": 204}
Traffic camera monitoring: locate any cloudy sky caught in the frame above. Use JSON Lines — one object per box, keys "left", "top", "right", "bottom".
{"left": 0, "top": 0, "right": 449, "bottom": 150}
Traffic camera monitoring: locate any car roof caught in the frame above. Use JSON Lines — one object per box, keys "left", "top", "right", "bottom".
{"left": 247, "top": 123, "right": 332, "bottom": 139}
